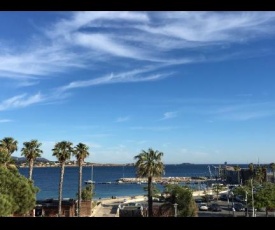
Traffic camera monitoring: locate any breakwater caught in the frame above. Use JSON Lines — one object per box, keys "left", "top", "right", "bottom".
{"left": 116, "top": 176, "right": 208, "bottom": 185}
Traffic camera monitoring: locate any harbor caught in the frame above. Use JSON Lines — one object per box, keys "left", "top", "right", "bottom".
{"left": 85, "top": 176, "right": 222, "bottom": 187}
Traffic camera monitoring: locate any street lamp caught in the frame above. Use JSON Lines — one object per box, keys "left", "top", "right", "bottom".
{"left": 251, "top": 179, "right": 255, "bottom": 217}
{"left": 227, "top": 190, "right": 230, "bottom": 215}
{"left": 245, "top": 191, "right": 248, "bottom": 217}
{"left": 230, "top": 191, "right": 235, "bottom": 217}
{"left": 173, "top": 203, "right": 178, "bottom": 217}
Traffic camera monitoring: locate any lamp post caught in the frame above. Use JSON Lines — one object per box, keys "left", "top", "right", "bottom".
{"left": 251, "top": 179, "right": 255, "bottom": 217}
{"left": 230, "top": 191, "right": 235, "bottom": 217}
{"left": 174, "top": 203, "right": 178, "bottom": 217}
{"left": 245, "top": 191, "right": 248, "bottom": 217}
{"left": 227, "top": 190, "right": 230, "bottom": 215}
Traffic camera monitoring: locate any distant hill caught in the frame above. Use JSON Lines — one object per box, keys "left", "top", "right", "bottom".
{"left": 12, "top": 156, "right": 50, "bottom": 163}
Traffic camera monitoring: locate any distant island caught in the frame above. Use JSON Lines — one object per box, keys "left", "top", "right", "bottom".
{"left": 12, "top": 156, "right": 134, "bottom": 167}
{"left": 13, "top": 157, "right": 197, "bottom": 168}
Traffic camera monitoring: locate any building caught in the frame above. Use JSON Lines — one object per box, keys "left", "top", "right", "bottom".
{"left": 35, "top": 198, "right": 77, "bottom": 217}
{"left": 221, "top": 165, "right": 268, "bottom": 185}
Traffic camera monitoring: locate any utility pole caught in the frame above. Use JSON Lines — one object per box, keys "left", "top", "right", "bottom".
{"left": 245, "top": 191, "right": 248, "bottom": 217}
{"left": 208, "top": 165, "right": 212, "bottom": 180}
{"left": 251, "top": 179, "right": 255, "bottom": 217}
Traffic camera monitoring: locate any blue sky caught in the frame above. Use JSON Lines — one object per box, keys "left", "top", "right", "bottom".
{"left": 1, "top": 11, "right": 275, "bottom": 164}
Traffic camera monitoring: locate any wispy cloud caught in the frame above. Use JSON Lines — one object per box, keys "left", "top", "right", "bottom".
{"left": 130, "top": 126, "right": 177, "bottom": 131}
{"left": 217, "top": 110, "right": 275, "bottom": 121}
{"left": 207, "top": 101, "right": 275, "bottom": 121}
{"left": 138, "top": 12, "right": 275, "bottom": 43}
{"left": 57, "top": 68, "right": 174, "bottom": 92}
{"left": 1, "top": 11, "right": 275, "bottom": 82}
{"left": 46, "top": 11, "right": 149, "bottom": 39}
{"left": 159, "top": 111, "right": 178, "bottom": 120}
{"left": 72, "top": 32, "right": 154, "bottom": 61}
{"left": 0, "top": 92, "right": 44, "bottom": 111}
{"left": 160, "top": 97, "right": 275, "bottom": 121}
{"left": 15, "top": 80, "right": 40, "bottom": 87}
{"left": 236, "top": 93, "right": 253, "bottom": 97}
{"left": 0, "top": 45, "right": 85, "bottom": 80}
{"left": 86, "top": 134, "right": 112, "bottom": 138}
{"left": 1, "top": 11, "right": 275, "bottom": 112}
{"left": 0, "top": 119, "right": 13, "bottom": 123}
{"left": 116, "top": 116, "right": 130, "bottom": 123}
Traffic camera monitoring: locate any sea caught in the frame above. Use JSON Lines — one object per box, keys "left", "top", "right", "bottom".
{"left": 18, "top": 164, "right": 248, "bottom": 201}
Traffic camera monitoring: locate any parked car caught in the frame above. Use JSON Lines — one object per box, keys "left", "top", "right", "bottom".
{"left": 195, "top": 198, "right": 204, "bottom": 204}
{"left": 234, "top": 195, "right": 245, "bottom": 203}
{"left": 152, "top": 197, "right": 160, "bottom": 202}
{"left": 208, "top": 203, "right": 222, "bottom": 212}
{"left": 203, "top": 194, "right": 214, "bottom": 202}
{"left": 245, "top": 206, "right": 257, "bottom": 212}
{"left": 234, "top": 203, "right": 245, "bottom": 211}
{"left": 219, "top": 193, "right": 229, "bottom": 201}
{"left": 199, "top": 203, "right": 208, "bottom": 211}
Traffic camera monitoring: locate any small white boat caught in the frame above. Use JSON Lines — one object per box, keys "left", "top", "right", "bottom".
{"left": 85, "top": 165, "right": 95, "bottom": 184}
{"left": 85, "top": 180, "right": 95, "bottom": 184}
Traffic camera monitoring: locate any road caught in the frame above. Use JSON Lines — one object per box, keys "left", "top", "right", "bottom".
{"left": 90, "top": 196, "right": 272, "bottom": 217}
{"left": 91, "top": 196, "right": 146, "bottom": 217}
{"left": 197, "top": 199, "right": 269, "bottom": 217}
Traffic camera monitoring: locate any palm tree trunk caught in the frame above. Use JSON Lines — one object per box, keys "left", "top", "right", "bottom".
{"left": 148, "top": 176, "right": 153, "bottom": 217}
{"left": 58, "top": 162, "right": 65, "bottom": 217}
{"left": 78, "top": 160, "right": 83, "bottom": 217}
{"left": 29, "top": 159, "right": 34, "bottom": 180}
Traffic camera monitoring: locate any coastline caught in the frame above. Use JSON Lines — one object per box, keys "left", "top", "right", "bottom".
{"left": 93, "top": 188, "right": 225, "bottom": 203}
{"left": 90, "top": 188, "right": 227, "bottom": 217}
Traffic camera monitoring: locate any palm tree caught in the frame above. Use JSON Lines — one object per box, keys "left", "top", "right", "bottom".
{"left": 255, "top": 165, "right": 266, "bottom": 184}
{"left": 0, "top": 146, "right": 16, "bottom": 170}
{"left": 0, "top": 138, "right": 18, "bottom": 170}
{"left": 73, "top": 142, "right": 90, "bottom": 217}
{"left": 248, "top": 162, "right": 254, "bottom": 180}
{"left": 234, "top": 165, "right": 241, "bottom": 184}
{"left": 21, "top": 139, "right": 43, "bottom": 180}
{"left": 0, "top": 137, "right": 18, "bottom": 156}
{"left": 270, "top": 163, "right": 275, "bottom": 183}
{"left": 52, "top": 141, "right": 74, "bottom": 217}
{"left": 134, "top": 148, "right": 164, "bottom": 217}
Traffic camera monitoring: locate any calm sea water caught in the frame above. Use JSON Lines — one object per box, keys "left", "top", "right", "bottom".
{"left": 18, "top": 164, "right": 248, "bottom": 200}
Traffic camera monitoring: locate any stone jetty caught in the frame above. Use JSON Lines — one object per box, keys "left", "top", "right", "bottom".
{"left": 116, "top": 176, "right": 208, "bottom": 184}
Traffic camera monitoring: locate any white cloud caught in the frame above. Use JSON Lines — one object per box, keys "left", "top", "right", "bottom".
{"left": 0, "top": 119, "right": 12, "bottom": 123}
{"left": 0, "top": 92, "right": 44, "bottom": 111}
{"left": 116, "top": 116, "right": 130, "bottom": 123}
{"left": 218, "top": 110, "right": 275, "bottom": 121}
{"left": 58, "top": 67, "right": 174, "bottom": 92}
{"left": 130, "top": 126, "right": 177, "bottom": 131}
{"left": 1, "top": 11, "right": 275, "bottom": 83}
{"left": 86, "top": 134, "right": 112, "bottom": 138}
{"left": 46, "top": 11, "right": 149, "bottom": 39}
{"left": 210, "top": 101, "right": 275, "bottom": 121}
{"left": 160, "top": 111, "right": 178, "bottom": 120}
{"left": 138, "top": 12, "right": 275, "bottom": 43}
{"left": 0, "top": 44, "right": 86, "bottom": 80}
{"left": 72, "top": 32, "right": 152, "bottom": 60}
{"left": 1, "top": 11, "right": 275, "bottom": 113}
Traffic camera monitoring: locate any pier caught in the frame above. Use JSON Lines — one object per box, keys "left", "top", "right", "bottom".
{"left": 115, "top": 176, "right": 209, "bottom": 184}
{"left": 86, "top": 176, "right": 224, "bottom": 186}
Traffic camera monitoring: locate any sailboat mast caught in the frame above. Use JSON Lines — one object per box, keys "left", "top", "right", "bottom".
{"left": 92, "top": 165, "right": 94, "bottom": 181}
